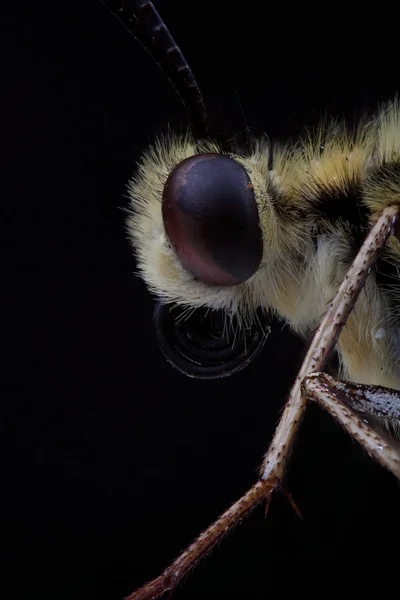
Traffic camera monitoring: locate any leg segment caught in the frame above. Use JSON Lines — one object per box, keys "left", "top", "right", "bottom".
{"left": 303, "top": 372, "right": 400, "bottom": 479}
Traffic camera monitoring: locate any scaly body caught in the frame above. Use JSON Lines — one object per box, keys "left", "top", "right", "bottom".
{"left": 127, "top": 100, "right": 400, "bottom": 390}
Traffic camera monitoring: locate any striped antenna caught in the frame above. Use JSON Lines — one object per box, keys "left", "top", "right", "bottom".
{"left": 101, "top": 0, "right": 208, "bottom": 138}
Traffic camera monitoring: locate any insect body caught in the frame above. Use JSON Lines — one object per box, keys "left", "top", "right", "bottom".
{"left": 127, "top": 105, "right": 400, "bottom": 392}
{"left": 102, "top": 2, "right": 400, "bottom": 599}
{"left": 107, "top": 0, "right": 400, "bottom": 390}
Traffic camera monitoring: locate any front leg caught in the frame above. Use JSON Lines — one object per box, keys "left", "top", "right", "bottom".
{"left": 309, "top": 373, "right": 400, "bottom": 424}
{"left": 302, "top": 372, "right": 400, "bottom": 479}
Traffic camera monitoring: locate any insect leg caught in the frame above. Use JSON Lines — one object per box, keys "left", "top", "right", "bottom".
{"left": 302, "top": 372, "right": 400, "bottom": 479}
{"left": 125, "top": 207, "right": 399, "bottom": 600}
{"left": 307, "top": 373, "right": 400, "bottom": 422}
{"left": 260, "top": 205, "right": 399, "bottom": 483}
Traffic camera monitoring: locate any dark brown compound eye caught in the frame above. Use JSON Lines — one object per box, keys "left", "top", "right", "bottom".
{"left": 162, "top": 153, "right": 263, "bottom": 286}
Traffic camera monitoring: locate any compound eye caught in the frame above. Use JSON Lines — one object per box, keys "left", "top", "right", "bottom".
{"left": 162, "top": 153, "right": 263, "bottom": 286}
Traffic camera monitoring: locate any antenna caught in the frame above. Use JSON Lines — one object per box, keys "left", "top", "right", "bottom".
{"left": 101, "top": 0, "right": 208, "bottom": 138}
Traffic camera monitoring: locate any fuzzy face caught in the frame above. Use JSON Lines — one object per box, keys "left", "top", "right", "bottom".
{"left": 126, "top": 101, "right": 400, "bottom": 389}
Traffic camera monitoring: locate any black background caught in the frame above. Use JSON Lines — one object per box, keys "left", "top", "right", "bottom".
{"left": 5, "top": 2, "right": 400, "bottom": 599}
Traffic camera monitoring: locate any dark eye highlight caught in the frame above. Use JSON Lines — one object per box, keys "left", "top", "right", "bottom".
{"left": 162, "top": 153, "right": 263, "bottom": 286}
